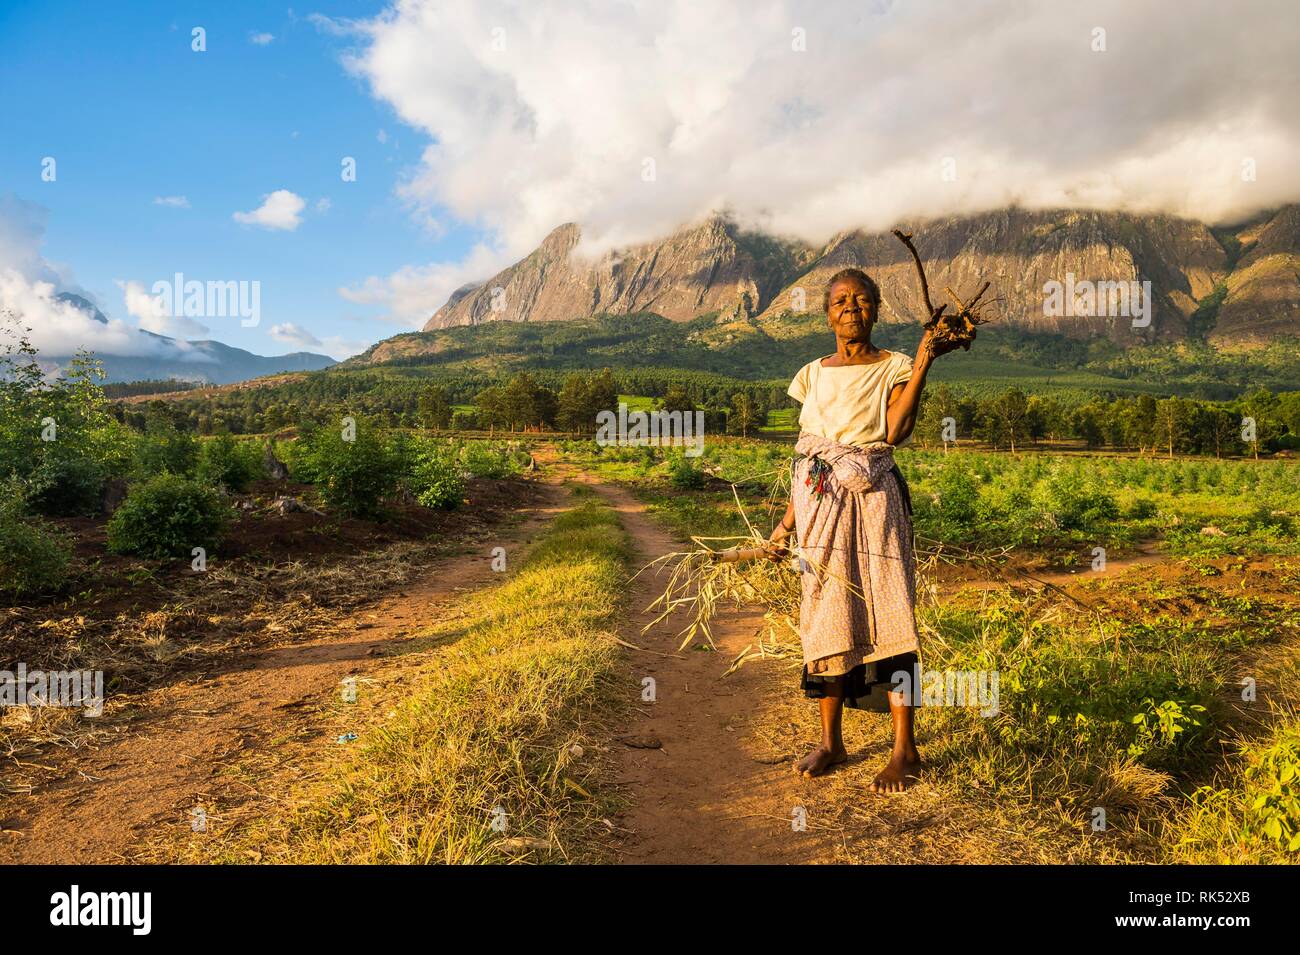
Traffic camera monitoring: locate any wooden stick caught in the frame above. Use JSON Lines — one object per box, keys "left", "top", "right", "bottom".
{"left": 892, "top": 229, "right": 939, "bottom": 323}
{"left": 712, "top": 546, "right": 771, "bottom": 564}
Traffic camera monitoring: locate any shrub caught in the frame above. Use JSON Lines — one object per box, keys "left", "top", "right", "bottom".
{"left": 297, "top": 418, "right": 401, "bottom": 518}
{"left": 0, "top": 492, "right": 72, "bottom": 598}
{"left": 197, "top": 434, "right": 261, "bottom": 493}
{"left": 407, "top": 440, "right": 465, "bottom": 509}
{"left": 462, "top": 442, "right": 522, "bottom": 479}
{"left": 1036, "top": 471, "right": 1119, "bottom": 531}
{"left": 106, "top": 473, "right": 230, "bottom": 559}
{"left": 1, "top": 348, "right": 127, "bottom": 517}
{"left": 668, "top": 455, "right": 707, "bottom": 490}
{"left": 1123, "top": 497, "right": 1158, "bottom": 521}
{"left": 26, "top": 449, "right": 110, "bottom": 516}
{"left": 132, "top": 420, "right": 199, "bottom": 478}
{"left": 933, "top": 463, "right": 980, "bottom": 530}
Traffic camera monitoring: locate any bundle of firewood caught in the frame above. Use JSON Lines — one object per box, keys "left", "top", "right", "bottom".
{"left": 891, "top": 229, "right": 993, "bottom": 353}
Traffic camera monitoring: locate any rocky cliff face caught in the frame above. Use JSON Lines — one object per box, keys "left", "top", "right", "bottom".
{"left": 758, "top": 209, "right": 1229, "bottom": 343}
{"left": 1214, "top": 205, "right": 1300, "bottom": 345}
{"left": 419, "top": 206, "right": 1299, "bottom": 346}
{"left": 424, "top": 215, "right": 814, "bottom": 331}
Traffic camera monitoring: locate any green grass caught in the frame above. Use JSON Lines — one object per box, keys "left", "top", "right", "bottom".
{"left": 180, "top": 498, "right": 632, "bottom": 864}
{"left": 1173, "top": 720, "right": 1300, "bottom": 862}
{"left": 616, "top": 393, "right": 657, "bottom": 412}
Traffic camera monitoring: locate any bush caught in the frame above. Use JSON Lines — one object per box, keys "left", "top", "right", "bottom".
{"left": 933, "top": 463, "right": 980, "bottom": 529}
{"left": 1124, "top": 497, "right": 1158, "bottom": 521}
{"left": 297, "top": 418, "right": 401, "bottom": 518}
{"left": 26, "top": 449, "right": 110, "bottom": 516}
{"left": 0, "top": 493, "right": 72, "bottom": 598}
{"left": 132, "top": 420, "right": 199, "bottom": 478}
{"left": 106, "top": 473, "right": 230, "bottom": 559}
{"left": 407, "top": 440, "right": 465, "bottom": 509}
{"left": 197, "top": 434, "right": 261, "bottom": 493}
{"left": 462, "top": 441, "right": 522, "bottom": 479}
{"left": 668, "top": 455, "right": 707, "bottom": 489}
{"left": 1036, "top": 471, "right": 1119, "bottom": 531}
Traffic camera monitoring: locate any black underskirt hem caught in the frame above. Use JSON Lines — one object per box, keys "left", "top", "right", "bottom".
{"left": 801, "top": 652, "right": 919, "bottom": 712}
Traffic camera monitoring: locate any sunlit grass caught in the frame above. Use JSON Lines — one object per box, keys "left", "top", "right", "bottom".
{"left": 180, "top": 500, "right": 631, "bottom": 864}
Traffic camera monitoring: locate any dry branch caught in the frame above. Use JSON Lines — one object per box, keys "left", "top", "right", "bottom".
{"left": 891, "top": 229, "right": 995, "bottom": 353}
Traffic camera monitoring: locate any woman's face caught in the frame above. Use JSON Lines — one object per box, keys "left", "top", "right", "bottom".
{"left": 827, "top": 278, "right": 876, "bottom": 341}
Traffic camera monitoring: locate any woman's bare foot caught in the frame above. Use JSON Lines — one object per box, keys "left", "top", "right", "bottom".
{"left": 796, "top": 744, "right": 847, "bottom": 777}
{"left": 869, "top": 750, "right": 922, "bottom": 793}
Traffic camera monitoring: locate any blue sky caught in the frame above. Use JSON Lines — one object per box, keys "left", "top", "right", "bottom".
{"left": 0, "top": 0, "right": 479, "bottom": 358}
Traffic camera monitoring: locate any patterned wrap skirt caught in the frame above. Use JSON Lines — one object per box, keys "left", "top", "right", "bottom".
{"left": 791, "top": 432, "right": 922, "bottom": 710}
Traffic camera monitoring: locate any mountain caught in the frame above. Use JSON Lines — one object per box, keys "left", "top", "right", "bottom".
{"left": 423, "top": 216, "right": 816, "bottom": 331}
{"left": 412, "top": 206, "right": 1300, "bottom": 349}
{"left": 48, "top": 293, "right": 336, "bottom": 384}
{"left": 1214, "top": 205, "right": 1300, "bottom": 344}
{"left": 56, "top": 339, "right": 337, "bottom": 385}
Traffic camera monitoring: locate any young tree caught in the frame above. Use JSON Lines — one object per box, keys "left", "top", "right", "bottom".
{"left": 727, "top": 391, "right": 766, "bottom": 438}
{"left": 976, "top": 387, "right": 1030, "bottom": 452}
{"left": 1153, "top": 397, "right": 1189, "bottom": 458}
{"left": 417, "top": 385, "right": 453, "bottom": 430}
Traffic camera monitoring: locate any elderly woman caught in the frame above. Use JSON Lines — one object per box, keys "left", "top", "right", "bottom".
{"left": 767, "top": 267, "right": 959, "bottom": 791}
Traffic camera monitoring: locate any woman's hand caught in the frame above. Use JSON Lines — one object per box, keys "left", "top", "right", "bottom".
{"left": 919, "top": 326, "right": 963, "bottom": 361}
{"left": 766, "top": 503, "right": 795, "bottom": 562}
{"left": 765, "top": 523, "right": 791, "bottom": 562}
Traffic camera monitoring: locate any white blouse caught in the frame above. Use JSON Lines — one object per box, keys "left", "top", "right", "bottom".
{"left": 787, "top": 351, "right": 914, "bottom": 448}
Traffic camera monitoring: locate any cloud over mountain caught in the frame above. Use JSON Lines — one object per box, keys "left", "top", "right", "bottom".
{"left": 338, "top": 0, "right": 1300, "bottom": 323}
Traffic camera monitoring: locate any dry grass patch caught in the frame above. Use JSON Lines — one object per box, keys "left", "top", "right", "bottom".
{"left": 154, "top": 499, "right": 631, "bottom": 864}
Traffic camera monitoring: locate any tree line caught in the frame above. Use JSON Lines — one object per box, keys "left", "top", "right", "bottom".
{"left": 915, "top": 384, "right": 1300, "bottom": 457}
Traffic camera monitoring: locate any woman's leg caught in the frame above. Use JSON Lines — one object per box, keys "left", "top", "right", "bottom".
{"left": 869, "top": 687, "right": 922, "bottom": 793}
{"left": 796, "top": 677, "right": 848, "bottom": 776}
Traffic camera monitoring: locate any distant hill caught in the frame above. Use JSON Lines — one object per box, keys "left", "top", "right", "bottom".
{"left": 346, "top": 311, "right": 1300, "bottom": 401}
{"left": 48, "top": 292, "right": 336, "bottom": 384}
{"left": 411, "top": 206, "right": 1300, "bottom": 349}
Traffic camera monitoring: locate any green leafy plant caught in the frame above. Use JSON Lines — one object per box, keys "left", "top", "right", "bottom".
{"left": 197, "top": 434, "right": 262, "bottom": 493}
{"left": 668, "top": 455, "right": 707, "bottom": 490}
{"left": 296, "top": 417, "right": 401, "bottom": 518}
{"left": 106, "top": 473, "right": 230, "bottom": 559}
{"left": 0, "top": 488, "right": 72, "bottom": 598}
{"left": 407, "top": 439, "right": 465, "bottom": 509}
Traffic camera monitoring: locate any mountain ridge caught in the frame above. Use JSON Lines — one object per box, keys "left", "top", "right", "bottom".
{"left": 413, "top": 206, "right": 1299, "bottom": 352}
{"left": 46, "top": 293, "right": 336, "bottom": 384}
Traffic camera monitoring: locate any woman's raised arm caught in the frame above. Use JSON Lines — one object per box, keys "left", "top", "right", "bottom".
{"left": 885, "top": 328, "right": 957, "bottom": 445}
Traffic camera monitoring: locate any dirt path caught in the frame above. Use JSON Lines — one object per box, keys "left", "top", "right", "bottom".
{"left": 0, "top": 483, "right": 568, "bottom": 864}
{"left": 569, "top": 476, "right": 840, "bottom": 864}
{"left": 582, "top": 477, "right": 1179, "bottom": 865}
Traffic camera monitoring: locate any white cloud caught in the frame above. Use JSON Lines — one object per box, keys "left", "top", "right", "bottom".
{"left": 307, "top": 12, "right": 354, "bottom": 37}
{"left": 0, "top": 269, "right": 187, "bottom": 359}
{"left": 153, "top": 195, "right": 190, "bottom": 209}
{"left": 335, "top": 0, "right": 1300, "bottom": 315}
{"left": 250, "top": 31, "right": 275, "bottom": 45}
{"left": 116, "top": 279, "right": 209, "bottom": 339}
{"left": 315, "top": 197, "right": 332, "bottom": 213}
{"left": 268, "top": 322, "right": 321, "bottom": 349}
{"left": 0, "top": 192, "right": 206, "bottom": 358}
{"left": 269, "top": 322, "right": 365, "bottom": 360}
{"left": 338, "top": 242, "right": 502, "bottom": 326}
{"left": 233, "top": 189, "right": 307, "bottom": 231}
